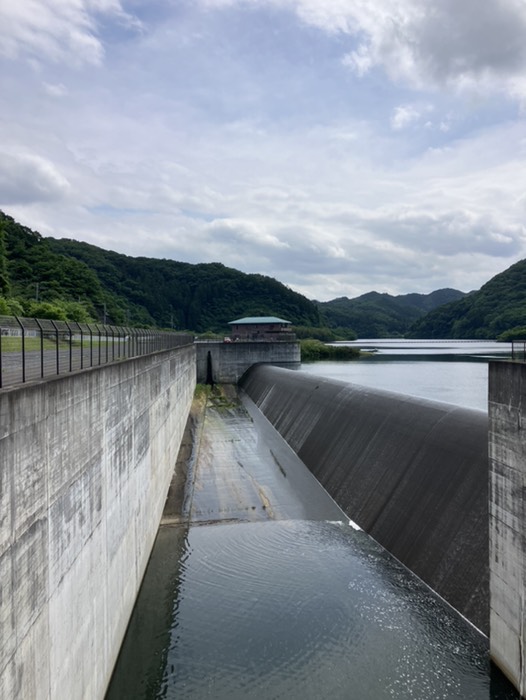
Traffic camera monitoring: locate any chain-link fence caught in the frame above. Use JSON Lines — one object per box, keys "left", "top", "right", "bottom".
{"left": 0, "top": 316, "right": 194, "bottom": 390}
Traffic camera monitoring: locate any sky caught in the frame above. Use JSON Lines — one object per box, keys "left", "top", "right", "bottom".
{"left": 1, "top": 0, "right": 526, "bottom": 301}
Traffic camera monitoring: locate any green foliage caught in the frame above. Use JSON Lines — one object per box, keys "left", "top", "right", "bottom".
{"left": 0, "top": 297, "right": 23, "bottom": 316}
{"left": 198, "top": 330, "right": 223, "bottom": 339}
{"left": 60, "top": 301, "right": 94, "bottom": 323}
{"left": 0, "top": 210, "right": 321, "bottom": 330}
{"left": 28, "top": 301, "right": 68, "bottom": 321}
{"left": 407, "top": 260, "right": 526, "bottom": 339}
{"left": 45, "top": 237, "right": 321, "bottom": 331}
{"left": 318, "top": 289, "right": 465, "bottom": 339}
{"left": 300, "top": 339, "right": 360, "bottom": 361}
{"left": 497, "top": 327, "right": 526, "bottom": 342}
{"left": 292, "top": 325, "right": 357, "bottom": 341}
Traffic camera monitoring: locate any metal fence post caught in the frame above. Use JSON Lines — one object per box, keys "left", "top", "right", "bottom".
{"left": 88, "top": 324, "right": 93, "bottom": 367}
{"left": 76, "top": 322, "right": 84, "bottom": 370}
{"left": 14, "top": 316, "right": 25, "bottom": 383}
{"left": 65, "top": 321, "right": 73, "bottom": 372}
{"left": 50, "top": 320, "right": 60, "bottom": 375}
{"left": 35, "top": 318, "right": 45, "bottom": 378}
{"left": 96, "top": 324, "right": 102, "bottom": 365}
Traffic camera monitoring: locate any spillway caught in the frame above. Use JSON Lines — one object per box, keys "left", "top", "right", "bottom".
{"left": 106, "top": 386, "right": 517, "bottom": 699}
{"left": 240, "top": 363, "right": 489, "bottom": 633}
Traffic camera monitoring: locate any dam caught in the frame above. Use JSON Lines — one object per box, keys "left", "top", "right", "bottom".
{"left": 105, "top": 384, "right": 518, "bottom": 699}
{"left": 1, "top": 332, "right": 525, "bottom": 698}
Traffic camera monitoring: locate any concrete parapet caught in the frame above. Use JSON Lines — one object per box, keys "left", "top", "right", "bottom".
{"left": 241, "top": 364, "right": 489, "bottom": 632}
{"left": 195, "top": 340, "right": 300, "bottom": 384}
{"left": 0, "top": 344, "right": 196, "bottom": 700}
{"left": 489, "top": 361, "right": 526, "bottom": 696}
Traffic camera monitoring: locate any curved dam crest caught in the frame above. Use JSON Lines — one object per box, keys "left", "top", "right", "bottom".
{"left": 240, "top": 363, "right": 489, "bottom": 634}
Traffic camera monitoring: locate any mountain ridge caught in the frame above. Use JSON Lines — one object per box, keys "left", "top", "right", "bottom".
{"left": 2, "top": 210, "right": 523, "bottom": 339}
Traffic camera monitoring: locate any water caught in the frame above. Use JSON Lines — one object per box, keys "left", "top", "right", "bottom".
{"left": 107, "top": 519, "right": 517, "bottom": 700}
{"left": 106, "top": 350, "right": 519, "bottom": 700}
{"left": 300, "top": 340, "right": 513, "bottom": 411}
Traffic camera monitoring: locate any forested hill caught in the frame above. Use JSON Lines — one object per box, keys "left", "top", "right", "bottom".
{"left": 407, "top": 258, "right": 526, "bottom": 339}
{"left": 6, "top": 208, "right": 520, "bottom": 339}
{"left": 317, "top": 288, "right": 465, "bottom": 338}
{"left": 0, "top": 211, "right": 320, "bottom": 331}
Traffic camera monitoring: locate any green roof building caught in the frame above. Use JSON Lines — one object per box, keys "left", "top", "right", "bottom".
{"left": 228, "top": 316, "right": 292, "bottom": 340}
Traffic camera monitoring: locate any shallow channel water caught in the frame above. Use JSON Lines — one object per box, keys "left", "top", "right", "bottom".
{"left": 105, "top": 392, "right": 519, "bottom": 700}
{"left": 106, "top": 518, "right": 518, "bottom": 700}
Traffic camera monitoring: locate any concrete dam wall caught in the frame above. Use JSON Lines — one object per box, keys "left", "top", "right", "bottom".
{"left": 195, "top": 340, "right": 300, "bottom": 384}
{"left": 0, "top": 344, "right": 196, "bottom": 700}
{"left": 240, "top": 364, "right": 489, "bottom": 633}
{"left": 489, "top": 361, "right": 526, "bottom": 692}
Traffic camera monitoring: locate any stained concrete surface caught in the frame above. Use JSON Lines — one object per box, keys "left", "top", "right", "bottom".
{"left": 0, "top": 345, "right": 196, "bottom": 700}
{"left": 172, "top": 386, "right": 347, "bottom": 526}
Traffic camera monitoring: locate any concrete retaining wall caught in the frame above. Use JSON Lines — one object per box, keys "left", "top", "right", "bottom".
{"left": 0, "top": 344, "right": 196, "bottom": 700}
{"left": 489, "top": 361, "right": 526, "bottom": 695}
{"left": 241, "top": 364, "right": 489, "bottom": 632}
{"left": 195, "top": 341, "right": 300, "bottom": 384}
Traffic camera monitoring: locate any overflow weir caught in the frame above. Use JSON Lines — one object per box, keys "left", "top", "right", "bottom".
{"left": 240, "top": 363, "right": 490, "bottom": 634}
{"left": 106, "top": 386, "right": 516, "bottom": 699}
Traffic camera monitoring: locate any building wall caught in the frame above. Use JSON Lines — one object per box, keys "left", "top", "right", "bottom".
{"left": 0, "top": 344, "right": 196, "bottom": 700}
{"left": 195, "top": 340, "right": 300, "bottom": 384}
{"left": 489, "top": 361, "right": 526, "bottom": 696}
{"left": 241, "top": 364, "right": 489, "bottom": 632}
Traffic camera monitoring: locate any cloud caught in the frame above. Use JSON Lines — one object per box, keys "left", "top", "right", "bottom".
{"left": 390, "top": 104, "right": 430, "bottom": 131}
{"left": 3, "top": 0, "right": 526, "bottom": 303}
{"left": 0, "top": 152, "right": 71, "bottom": 204}
{"left": 0, "top": 0, "right": 141, "bottom": 66}
{"left": 198, "top": 0, "right": 526, "bottom": 102}
{"left": 42, "top": 81, "right": 68, "bottom": 97}
{"left": 295, "top": 0, "right": 526, "bottom": 87}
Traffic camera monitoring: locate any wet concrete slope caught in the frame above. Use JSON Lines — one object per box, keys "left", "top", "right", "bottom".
{"left": 240, "top": 364, "right": 489, "bottom": 633}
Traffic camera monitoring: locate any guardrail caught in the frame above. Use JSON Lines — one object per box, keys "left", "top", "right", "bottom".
{"left": 0, "top": 316, "right": 194, "bottom": 390}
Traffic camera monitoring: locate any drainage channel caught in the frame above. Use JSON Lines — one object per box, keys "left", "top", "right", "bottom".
{"left": 106, "top": 387, "right": 518, "bottom": 700}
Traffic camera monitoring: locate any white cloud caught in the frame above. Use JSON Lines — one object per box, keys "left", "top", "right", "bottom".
{"left": 2, "top": 0, "right": 526, "bottom": 303}
{"left": 299, "top": 0, "right": 526, "bottom": 100}
{"left": 390, "top": 104, "right": 429, "bottom": 131}
{"left": 0, "top": 152, "right": 71, "bottom": 204}
{"left": 42, "top": 81, "right": 68, "bottom": 97}
{"left": 198, "top": 0, "right": 526, "bottom": 102}
{"left": 0, "top": 0, "right": 141, "bottom": 66}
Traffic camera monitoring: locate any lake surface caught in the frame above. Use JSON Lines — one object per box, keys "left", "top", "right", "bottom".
{"left": 300, "top": 340, "right": 513, "bottom": 411}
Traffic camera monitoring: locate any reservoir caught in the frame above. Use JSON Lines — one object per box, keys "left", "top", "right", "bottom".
{"left": 301, "top": 340, "right": 512, "bottom": 411}
{"left": 106, "top": 341, "right": 518, "bottom": 699}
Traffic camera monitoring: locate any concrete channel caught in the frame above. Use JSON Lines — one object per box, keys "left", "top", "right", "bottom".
{"left": 105, "top": 386, "right": 518, "bottom": 699}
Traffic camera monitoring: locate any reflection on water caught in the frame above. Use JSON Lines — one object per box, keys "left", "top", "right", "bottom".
{"left": 301, "top": 339, "right": 513, "bottom": 411}
{"left": 106, "top": 520, "right": 518, "bottom": 700}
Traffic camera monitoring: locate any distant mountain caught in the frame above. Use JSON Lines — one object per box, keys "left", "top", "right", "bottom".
{"left": 318, "top": 288, "right": 466, "bottom": 338}
{"left": 407, "top": 259, "right": 526, "bottom": 339}
{"left": 7, "top": 208, "right": 520, "bottom": 340}
{"left": 0, "top": 211, "right": 320, "bottom": 331}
